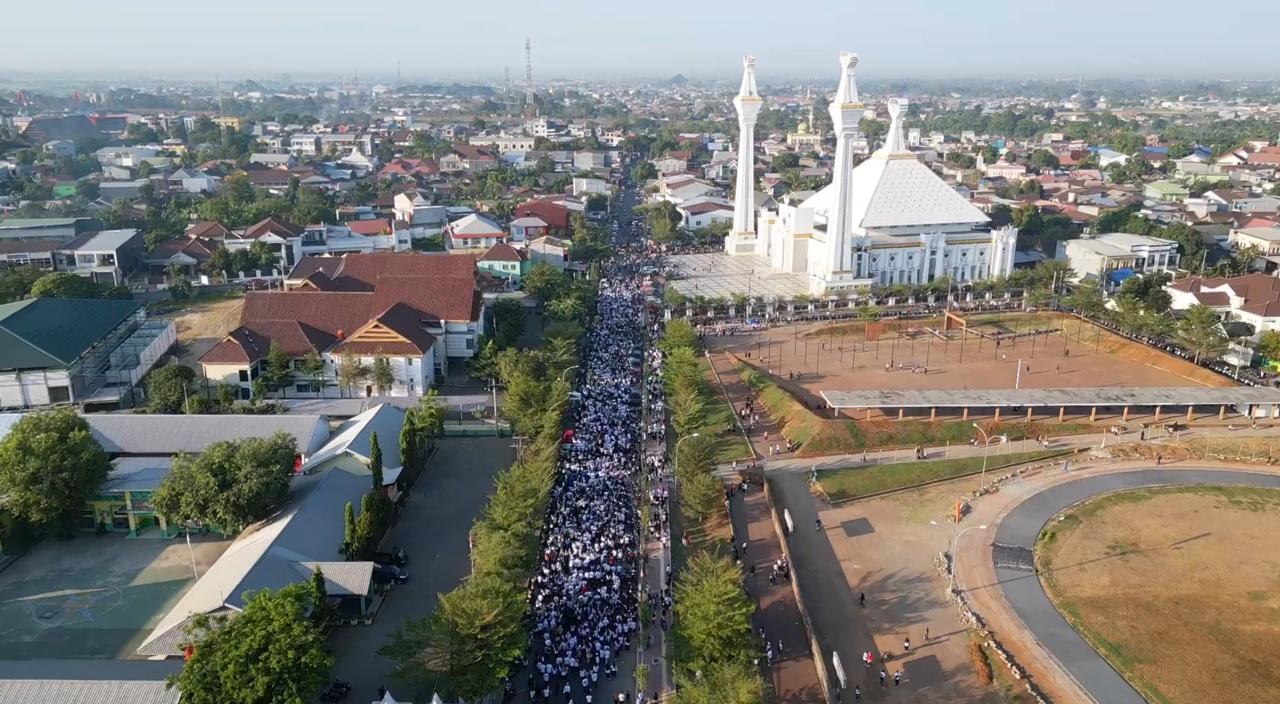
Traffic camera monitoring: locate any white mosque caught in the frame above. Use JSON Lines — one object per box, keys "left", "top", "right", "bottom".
{"left": 723, "top": 52, "right": 1018, "bottom": 296}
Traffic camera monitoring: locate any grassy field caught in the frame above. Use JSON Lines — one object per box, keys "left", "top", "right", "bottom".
{"left": 1037, "top": 486, "right": 1280, "bottom": 704}
{"left": 698, "top": 359, "right": 753, "bottom": 463}
{"left": 817, "top": 449, "right": 1066, "bottom": 502}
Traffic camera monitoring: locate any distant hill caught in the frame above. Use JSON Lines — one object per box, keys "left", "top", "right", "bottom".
{"left": 669, "top": 74, "right": 688, "bottom": 86}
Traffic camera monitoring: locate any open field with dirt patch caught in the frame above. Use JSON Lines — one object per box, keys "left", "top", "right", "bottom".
{"left": 1036, "top": 486, "right": 1280, "bottom": 704}
{"left": 157, "top": 292, "right": 244, "bottom": 367}
{"left": 710, "top": 312, "right": 1229, "bottom": 411}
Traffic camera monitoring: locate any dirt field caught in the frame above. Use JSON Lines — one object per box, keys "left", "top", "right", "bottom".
{"left": 159, "top": 294, "right": 244, "bottom": 367}
{"left": 1036, "top": 486, "right": 1280, "bottom": 704}
{"left": 707, "top": 312, "right": 1232, "bottom": 427}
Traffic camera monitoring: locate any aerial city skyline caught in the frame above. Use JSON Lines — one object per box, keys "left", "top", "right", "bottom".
{"left": 2, "top": 4, "right": 1280, "bottom": 703}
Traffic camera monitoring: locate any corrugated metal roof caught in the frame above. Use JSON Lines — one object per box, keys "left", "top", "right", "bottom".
{"left": 303, "top": 404, "right": 404, "bottom": 472}
{"left": 0, "top": 680, "right": 180, "bottom": 704}
{"left": 84, "top": 413, "right": 329, "bottom": 456}
{"left": 299, "top": 561, "right": 374, "bottom": 596}
{"left": 0, "top": 298, "right": 142, "bottom": 370}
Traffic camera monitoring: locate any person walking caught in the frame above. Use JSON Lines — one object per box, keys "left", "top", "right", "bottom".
{"left": 815, "top": 517, "right": 822, "bottom": 531}
{"left": 924, "top": 626, "right": 930, "bottom": 641}
{"left": 879, "top": 668, "right": 887, "bottom": 687}
{"left": 903, "top": 636, "right": 910, "bottom": 653}
{"left": 859, "top": 592, "right": 866, "bottom": 608}
{"left": 853, "top": 685, "right": 861, "bottom": 700}
{"left": 894, "top": 670, "right": 902, "bottom": 687}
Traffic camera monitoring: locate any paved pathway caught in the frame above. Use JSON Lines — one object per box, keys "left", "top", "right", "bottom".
{"left": 768, "top": 472, "right": 891, "bottom": 702}
{"left": 727, "top": 485, "right": 823, "bottom": 703}
{"left": 990, "top": 467, "right": 1280, "bottom": 704}
{"left": 329, "top": 437, "right": 514, "bottom": 702}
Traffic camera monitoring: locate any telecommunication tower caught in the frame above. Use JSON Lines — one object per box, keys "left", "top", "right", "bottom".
{"left": 524, "top": 37, "right": 536, "bottom": 118}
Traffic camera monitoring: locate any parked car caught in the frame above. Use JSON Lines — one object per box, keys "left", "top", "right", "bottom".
{"left": 372, "top": 547, "right": 408, "bottom": 566}
{"left": 373, "top": 564, "right": 410, "bottom": 585}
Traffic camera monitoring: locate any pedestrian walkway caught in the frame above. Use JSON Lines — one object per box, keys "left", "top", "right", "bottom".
{"left": 727, "top": 484, "right": 823, "bottom": 703}
{"left": 768, "top": 473, "right": 885, "bottom": 703}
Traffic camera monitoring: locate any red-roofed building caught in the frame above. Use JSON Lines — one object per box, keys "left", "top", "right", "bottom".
{"left": 1167, "top": 273, "right": 1280, "bottom": 346}
{"left": 477, "top": 242, "right": 528, "bottom": 282}
{"left": 202, "top": 253, "right": 485, "bottom": 399}
{"left": 515, "top": 197, "right": 573, "bottom": 232}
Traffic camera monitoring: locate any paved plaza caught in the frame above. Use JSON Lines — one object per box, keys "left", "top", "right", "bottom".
{"left": 666, "top": 252, "right": 810, "bottom": 300}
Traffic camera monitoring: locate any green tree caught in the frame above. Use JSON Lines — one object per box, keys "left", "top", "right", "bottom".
{"left": 469, "top": 338, "right": 499, "bottom": 381}
{"left": 522, "top": 262, "right": 568, "bottom": 302}
{"left": 338, "top": 353, "right": 369, "bottom": 397}
{"left": 76, "top": 180, "right": 100, "bottom": 200}
{"left": 146, "top": 363, "right": 196, "bottom": 413}
{"left": 261, "top": 341, "right": 294, "bottom": 397}
{"left": 381, "top": 573, "right": 527, "bottom": 702}
{"left": 631, "top": 161, "right": 657, "bottom": 182}
{"left": 1258, "top": 330, "right": 1280, "bottom": 364}
{"left": 371, "top": 356, "right": 394, "bottom": 396}
{"left": 0, "top": 266, "right": 46, "bottom": 302}
{"left": 168, "top": 584, "right": 333, "bottom": 704}
{"left": 673, "top": 662, "right": 763, "bottom": 704}
{"left": 674, "top": 553, "right": 756, "bottom": 671}
{"left": 350, "top": 491, "right": 393, "bottom": 560}
{"left": 490, "top": 298, "right": 526, "bottom": 348}
{"left": 152, "top": 433, "right": 297, "bottom": 533}
{"left": 369, "top": 432, "right": 384, "bottom": 491}
{"left": 1063, "top": 282, "right": 1105, "bottom": 316}
{"left": 660, "top": 318, "right": 699, "bottom": 354}
{"left": 1174, "top": 304, "right": 1228, "bottom": 364}
{"left": 679, "top": 469, "right": 722, "bottom": 524}
{"left": 342, "top": 501, "right": 357, "bottom": 558}
{"left": 0, "top": 409, "right": 112, "bottom": 533}
{"left": 772, "top": 152, "right": 800, "bottom": 169}
{"left": 30, "top": 271, "right": 101, "bottom": 299}
{"left": 308, "top": 566, "right": 332, "bottom": 625}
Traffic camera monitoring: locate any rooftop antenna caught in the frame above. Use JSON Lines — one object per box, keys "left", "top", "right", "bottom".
{"left": 504, "top": 65, "right": 511, "bottom": 97}
{"left": 396, "top": 61, "right": 402, "bottom": 88}
{"left": 524, "top": 37, "right": 536, "bottom": 118}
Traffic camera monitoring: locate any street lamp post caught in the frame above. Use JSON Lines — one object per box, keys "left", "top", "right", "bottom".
{"left": 972, "top": 422, "right": 1007, "bottom": 493}
{"left": 674, "top": 432, "right": 702, "bottom": 478}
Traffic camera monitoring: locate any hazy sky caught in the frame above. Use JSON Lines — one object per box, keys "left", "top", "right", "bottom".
{"left": 5, "top": 0, "right": 1279, "bottom": 82}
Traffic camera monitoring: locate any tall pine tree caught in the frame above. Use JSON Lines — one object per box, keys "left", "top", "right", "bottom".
{"left": 369, "top": 432, "right": 383, "bottom": 491}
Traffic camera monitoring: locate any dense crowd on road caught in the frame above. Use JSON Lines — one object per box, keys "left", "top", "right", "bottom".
{"left": 526, "top": 247, "right": 657, "bottom": 704}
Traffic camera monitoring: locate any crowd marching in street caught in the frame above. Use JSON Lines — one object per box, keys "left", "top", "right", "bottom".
{"left": 527, "top": 263, "right": 659, "bottom": 704}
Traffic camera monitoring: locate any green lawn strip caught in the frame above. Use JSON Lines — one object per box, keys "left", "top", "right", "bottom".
{"left": 699, "top": 359, "right": 754, "bottom": 463}
{"left": 818, "top": 449, "right": 1066, "bottom": 502}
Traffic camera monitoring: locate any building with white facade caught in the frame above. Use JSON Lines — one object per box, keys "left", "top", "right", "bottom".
{"left": 726, "top": 53, "right": 1017, "bottom": 295}
{"left": 1056, "top": 232, "right": 1180, "bottom": 287}
{"left": 1167, "top": 273, "right": 1280, "bottom": 345}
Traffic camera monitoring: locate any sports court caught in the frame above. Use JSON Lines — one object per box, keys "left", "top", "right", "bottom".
{"left": 0, "top": 533, "right": 230, "bottom": 659}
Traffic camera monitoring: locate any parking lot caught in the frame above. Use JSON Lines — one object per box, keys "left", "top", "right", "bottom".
{"left": 0, "top": 532, "right": 230, "bottom": 659}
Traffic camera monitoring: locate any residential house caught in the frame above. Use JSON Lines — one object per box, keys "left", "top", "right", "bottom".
{"left": 225, "top": 217, "right": 304, "bottom": 271}
{"left": 98, "top": 180, "right": 148, "bottom": 202}
{"left": 0, "top": 238, "right": 60, "bottom": 271}
{"left": 203, "top": 253, "right": 484, "bottom": 398}
{"left": 572, "top": 177, "right": 610, "bottom": 197}
{"left": 185, "top": 221, "right": 232, "bottom": 240}
{"left": 515, "top": 197, "right": 574, "bottom": 233}
{"left": 1167, "top": 273, "right": 1280, "bottom": 345}
{"left": 392, "top": 192, "right": 448, "bottom": 238}
{"left": 0, "top": 217, "right": 101, "bottom": 244}
{"left": 290, "top": 134, "right": 323, "bottom": 156}
{"left": 249, "top": 153, "right": 297, "bottom": 168}
{"left": 1205, "top": 188, "right": 1280, "bottom": 214}
{"left": 527, "top": 236, "right": 569, "bottom": 269}
{"left": 166, "top": 168, "right": 220, "bottom": 195}
{"left": 573, "top": 151, "right": 607, "bottom": 171}
{"left": 678, "top": 200, "right": 735, "bottom": 230}
{"left": 145, "top": 236, "right": 218, "bottom": 277}
{"left": 57, "top": 228, "right": 144, "bottom": 285}
{"left": 1229, "top": 226, "right": 1280, "bottom": 256}
{"left": 0, "top": 298, "right": 174, "bottom": 409}
{"left": 1143, "top": 181, "right": 1190, "bottom": 203}
{"left": 1057, "top": 232, "right": 1180, "bottom": 287}
{"left": 379, "top": 158, "right": 438, "bottom": 180}
{"left": 652, "top": 156, "right": 688, "bottom": 175}
{"left": 509, "top": 216, "right": 548, "bottom": 244}
{"left": 439, "top": 145, "right": 498, "bottom": 173}
{"left": 445, "top": 213, "right": 506, "bottom": 250}
{"left": 477, "top": 243, "right": 528, "bottom": 282}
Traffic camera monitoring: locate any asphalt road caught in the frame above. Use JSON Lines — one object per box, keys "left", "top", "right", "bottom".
{"left": 328, "top": 437, "right": 514, "bottom": 702}
{"left": 993, "top": 467, "right": 1280, "bottom": 704}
